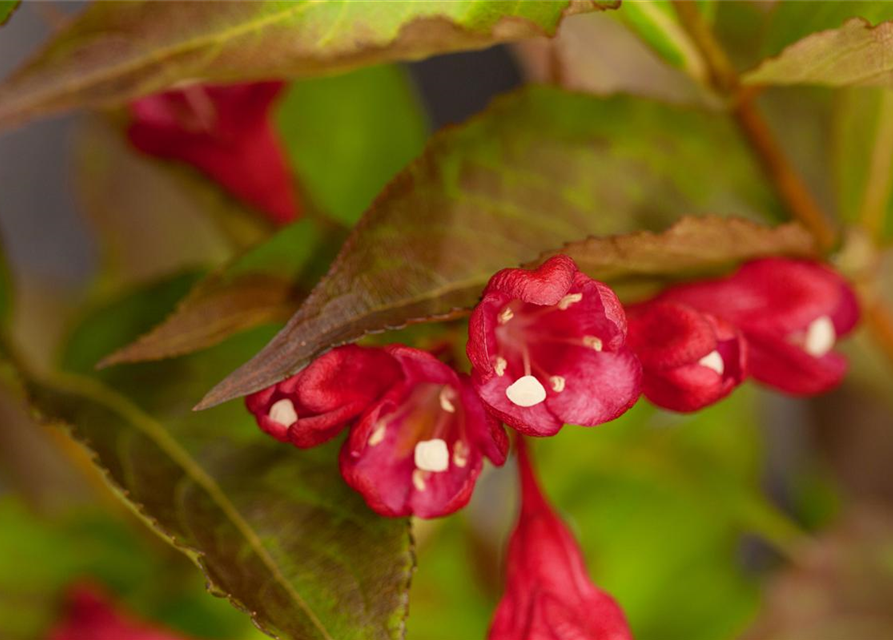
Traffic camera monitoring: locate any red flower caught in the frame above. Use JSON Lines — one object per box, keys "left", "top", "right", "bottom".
{"left": 128, "top": 81, "right": 299, "bottom": 226}
{"left": 657, "top": 258, "right": 859, "bottom": 395}
{"left": 340, "top": 345, "right": 508, "bottom": 519}
{"left": 246, "top": 345, "right": 402, "bottom": 448}
{"left": 467, "top": 255, "right": 641, "bottom": 437}
{"left": 489, "top": 440, "right": 633, "bottom": 640}
{"left": 47, "top": 584, "right": 191, "bottom": 640}
{"left": 626, "top": 301, "right": 747, "bottom": 412}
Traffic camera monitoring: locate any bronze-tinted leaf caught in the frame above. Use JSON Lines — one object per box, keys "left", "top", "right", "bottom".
{"left": 745, "top": 16, "right": 893, "bottom": 88}
{"left": 197, "top": 86, "right": 784, "bottom": 409}
{"left": 30, "top": 276, "right": 414, "bottom": 640}
{"left": 98, "top": 218, "right": 342, "bottom": 367}
{"left": 547, "top": 216, "right": 817, "bottom": 292}
{"left": 0, "top": 0, "right": 615, "bottom": 130}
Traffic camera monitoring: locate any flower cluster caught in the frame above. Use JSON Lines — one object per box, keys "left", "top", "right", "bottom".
{"left": 247, "top": 255, "right": 859, "bottom": 520}
{"left": 243, "top": 253, "right": 858, "bottom": 639}
{"left": 129, "top": 81, "right": 299, "bottom": 226}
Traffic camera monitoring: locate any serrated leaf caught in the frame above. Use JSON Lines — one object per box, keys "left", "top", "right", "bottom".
{"left": 550, "top": 216, "right": 817, "bottom": 290}
{"left": 100, "top": 219, "right": 342, "bottom": 367}
{"left": 0, "top": 0, "right": 615, "bottom": 131}
{"left": 196, "top": 85, "right": 785, "bottom": 409}
{"left": 28, "top": 277, "right": 414, "bottom": 640}
{"left": 832, "top": 88, "right": 893, "bottom": 241}
{"left": 745, "top": 16, "right": 893, "bottom": 88}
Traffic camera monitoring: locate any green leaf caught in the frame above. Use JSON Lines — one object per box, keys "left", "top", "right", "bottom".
{"left": 195, "top": 85, "right": 784, "bottom": 408}
{"left": 0, "top": 0, "right": 19, "bottom": 26}
{"left": 0, "top": 0, "right": 615, "bottom": 130}
{"left": 618, "top": 1, "right": 707, "bottom": 81}
{"left": 745, "top": 11, "right": 893, "bottom": 87}
{"left": 832, "top": 88, "right": 893, "bottom": 241}
{"left": 28, "top": 276, "right": 414, "bottom": 640}
{"left": 277, "top": 65, "right": 429, "bottom": 227}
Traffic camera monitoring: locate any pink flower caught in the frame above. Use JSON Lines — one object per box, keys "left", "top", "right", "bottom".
{"left": 467, "top": 255, "right": 641, "bottom": 437}
{"left": 340, "top": 345, "right": 508, "bottom": 519}
{"left": 626, "top": 301, "right": 747, "bottom": 412}
{"left": 246, "top": 345, "right": 402, "bottom": 447}
{"left": 47, "top": 584, "right": 191, "bottom": 640}
{"left": 489, "top": 440, "right": 633, "bottom": 640}
{"left": 128, "top": 81, "right": 299, "bottom": 226}
{"left": 656, "top": 258, "right": 859, "bottom": 395}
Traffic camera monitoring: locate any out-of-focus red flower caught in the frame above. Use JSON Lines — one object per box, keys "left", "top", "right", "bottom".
{"left": 626, "top": 301, "right": 747, "bottom": 412}
{"left": 246, "top": 344, "right": 402, "bottom": 447}
{"left": 128, "top": 81, "right": 299, "bottom": 226}
{"left": 467, "top": 255, "right": 641, "bottom": 437}
{"left": 489, "top": 439, "right": 633, "bottom": 640}
{"left": 47, "top": 584, "right": 191, "bottom": 640}
{"left": 656, "top": 258, "right": 859, "bottom": 396}
{"left": 340, "top": 345, "right": 508, "bottom": 519}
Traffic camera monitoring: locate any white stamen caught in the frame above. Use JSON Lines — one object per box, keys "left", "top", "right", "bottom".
{"left": 412, "top": 469, "right": 427, "bottom": 491}
{"left": 439, "top": 387, "right": 456, "bottom": 413}
{"left": 368, "top": 422, "right": 386, "bottom": 446}
{"left": 498, "top": 307, "right": 514, "bottom": 324}
{"left": 453, "top": 441, "right": 469, "bottom": 468}
{"left": 268, "top": 399, "right": 298, "bottom": 427}
{"left": 506, "top": 375, "right": 547, "bottom": 407}
{"left": 414, "top": 439, "right": 449, "bottom": 472}
{"left": 550, "top": 375, "right": 566, "bottom": 392}
{"left": 803, "top": 316, "right": 836, "bottom": 357}
{"left": 583, "top": 335, "right": 603, "bottom": 351}
{"left": 494, "top": 356, "right": 508, "bottom": 377}
{"left": 698, "top": 351, "right": 724, "bottom": 375}
{"left": 557, "top": 293, "right": 583, "bottom": 310}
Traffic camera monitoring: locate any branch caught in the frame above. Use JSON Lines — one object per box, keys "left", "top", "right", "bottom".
{"left": 671, "top": 1, "right": 837, "bottom": 252}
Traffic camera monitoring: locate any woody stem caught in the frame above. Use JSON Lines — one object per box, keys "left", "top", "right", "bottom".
{"left": 671, "top": 1, "right": 837, "bottom": 252}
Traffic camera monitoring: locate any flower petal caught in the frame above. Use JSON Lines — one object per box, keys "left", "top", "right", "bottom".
{"left": 545, "top": 348, "right": 642, "bottom": 427}
{"left": 484, "top": 255, "right": 576, "bottom": 307}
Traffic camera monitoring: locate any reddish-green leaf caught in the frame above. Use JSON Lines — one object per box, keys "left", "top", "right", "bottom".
{"left": 196, "top": 85, "right": 784, "bottom": 409}
{"left": 745, "top": 16, "right": 893, "bottom": 87}
{"left": 28, "top": 276, "right": 414, "bottom": 640}
{"left": 547, "top": 216, "right": 817, "bottom": 298}
{"left": 0, "top": 0, "right": 615, "bottom": 130}
{"left": 99, "top": 219, "right": 342, "bottom": 366}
